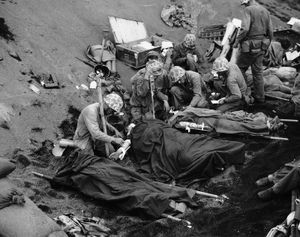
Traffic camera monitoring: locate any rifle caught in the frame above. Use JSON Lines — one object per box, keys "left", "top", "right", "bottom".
{"left": 149, "top": 75, "right": 156, "bottom": 119}
{"left": 75, "top": 57, "right": 97, "bottom": 68}
{"left": 96, "top": 73, "right": 110, "bottom": 157}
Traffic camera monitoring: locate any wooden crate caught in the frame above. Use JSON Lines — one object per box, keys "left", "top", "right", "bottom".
{"left": 109, "top": 16, "right": 172, "bottom": 69}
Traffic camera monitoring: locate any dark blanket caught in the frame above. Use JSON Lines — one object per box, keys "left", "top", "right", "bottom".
{"left": 52, "top": 151, "right": 197, "bottom": 218}
{"left": 130, "top": 119, "right": 245, "bottom": 185}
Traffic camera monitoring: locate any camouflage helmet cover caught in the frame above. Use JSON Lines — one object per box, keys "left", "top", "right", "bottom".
{"left": 183, "top": 34, "right": 196, "bottom": 48}
{"left": 169, "top": 66, "right": 186, "bottom": 83}
{"left": 146, "top": 60, "right": 163, "bottom": 76}
{"left": 212, "top": 57, "right": 229, "bottom": 73}
{"left": 103, "top": 92, "right": 123, "bottom": 113}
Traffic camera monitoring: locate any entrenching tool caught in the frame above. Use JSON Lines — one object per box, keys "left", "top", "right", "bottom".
{"left": 75, "top": 57, "right": 97, "bottom": 68}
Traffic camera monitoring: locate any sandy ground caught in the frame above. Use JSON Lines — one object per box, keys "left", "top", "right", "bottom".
{"left": 1, "top": 0, "right": 300, "bottom": 236}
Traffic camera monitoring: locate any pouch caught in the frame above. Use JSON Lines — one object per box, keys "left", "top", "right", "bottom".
{"left": 250, "top": 39, "right": 262, "bottom": 53}
{"left": 241, "top": 40, "right": 250, "bottom": 53}
{"left": 262, "top": 38, "right": 271, "bottom": 51}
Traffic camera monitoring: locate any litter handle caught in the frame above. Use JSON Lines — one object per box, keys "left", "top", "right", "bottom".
{"left": 32, "top": 171, "right": 53, "bottom": 181}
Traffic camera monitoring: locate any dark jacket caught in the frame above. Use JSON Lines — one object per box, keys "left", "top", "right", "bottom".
{"left": 172, "top": 42, "right": 203, "bottom": 67}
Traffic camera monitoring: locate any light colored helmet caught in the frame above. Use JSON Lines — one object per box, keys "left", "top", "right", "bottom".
{"left": 146, "top": 60, "right": 163, "bottom": 76}
{"left": 169, "top": 66, "right": 186, "bottom": 83}
{"left": 212, "top": 57, "right": 229, "bottom": 73}
{"left": 240, "top": 0, "right": 250, "bottom": 5}
{"left": 103, "top": 92, "right": 123, "bottom": 113}
{"left": 183, "top": 34, "right": 196, "bottom": 49}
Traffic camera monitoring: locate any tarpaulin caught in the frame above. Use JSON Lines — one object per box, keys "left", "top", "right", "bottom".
{"left": 169, "top": 107, "right": 271, "bottom": 135}
{"left": 130, "top": 119, "right": 245, "bottom": 185}
{"left": 52, "top": 151, "right": 197, "bottom": 218}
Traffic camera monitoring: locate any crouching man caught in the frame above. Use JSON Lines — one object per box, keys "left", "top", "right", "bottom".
{"left": 172, "top": 34, "right": 204, "bottom": 73}
{"left": 73, "top": 93, "right": 125, "bottom": 157}
{"left": 168, "top": 66, "right": 208, "bottom": 110}
{"left": 211, "top": 57, "right": 250, "bottom": 112}
{"left": 130, "top": 60, "right": 171, "bottom": 121}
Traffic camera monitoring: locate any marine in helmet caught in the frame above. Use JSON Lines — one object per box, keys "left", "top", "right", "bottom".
{"left": 168, "top": 66, "right": 208, "bottom": 110}
{"left": 233, "top": 0, "right": 273, "bottom": 104}
{"left": 210, "top": 57, "right": 250, "bottom": 112}
{"left": 130, "top": 50, "right": 163, "bottom": 82}
{"left": 73, "top": 92, "right": 125, "bottom": 156}
{"left": 171, "top": 33, "right": 204, "bottom": 73}
{"left": 130, "top": 60, "right": 171, "bottom": 121}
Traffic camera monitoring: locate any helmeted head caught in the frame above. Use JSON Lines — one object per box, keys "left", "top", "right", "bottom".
{"left": 183, "top": 34, "right": 196, "bottom": 49}
{"left": 212, "top": 57, "right": 229, "bottom": 73}
{"left": 212, "top": 57, "right": 229, "bottom": 80}
{"left": 103, "top": 92, "right": 123, "bottom": 114}
{"left": 146, "top": 60, "right": 163, "bottom": 76}
{"left": 145, "top": 50, "right": 162, "bottom": 63}
{"left": 240, "top": 0, "right": 250, "bottom": 6}
{"left": 94, "top": 64, "right": 110, "bottom": 77}
{"left": 169, "top": 66, "right": 186, "bottom": 84}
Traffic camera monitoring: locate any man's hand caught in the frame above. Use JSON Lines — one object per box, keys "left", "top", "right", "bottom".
{"left": 233, "top": 42, "right": 239, "bottom": 48}
{"left": 186, "top": 53, "right": 194, "bottom": 61}
{"left": 218, "top": 97, "right": 226, "bottom": 104}
{"left": 163, "top": 100, "right": 170, "bottom": 112}
{"left": 114, "top": 130, "right": 123, "bottom": 138}
{"left": 113, "top": 137, "right": 124, "bottom": 146}
{"left": 166, "top": 48, "right": 173, "bottom": 58}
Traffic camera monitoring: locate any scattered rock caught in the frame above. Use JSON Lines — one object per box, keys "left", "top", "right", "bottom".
{"left": 19, "top": 40, "right": 33, "bottom": 54}
{"left": 7, "top": 47, "right": 21, "bottom": 61}
{"left": 38, "top": 204, "right": 52, "bottom": 214}
{"left": 14, "top": 153, "right": 31, "bottom": 168}
{"left": 20, "top": 66, "right": 32, "bottom": 75}
{"left": 0, "top": 103, "right": 14, "bottom": 129}
{"left": 47, "top": 189, "right": 65, "bottom": 199}
{"left": 23, "top": 180, "right": 34, "bottom": 188}
{"left": 31, "top": 127, "right": 43, "bottom": 133}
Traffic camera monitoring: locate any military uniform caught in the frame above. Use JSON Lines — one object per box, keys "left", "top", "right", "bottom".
{"left": 235, "top": 3, "right": 273, "bottom": 103}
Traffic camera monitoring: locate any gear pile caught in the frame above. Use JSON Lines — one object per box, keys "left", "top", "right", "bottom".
{"left": 161, "top": 4, "right": 194, "bottom": 30}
